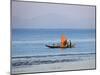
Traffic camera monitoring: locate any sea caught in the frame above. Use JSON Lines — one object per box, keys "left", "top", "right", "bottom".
{"left": 11, "top": 29, "right": 96, "bottom": 70}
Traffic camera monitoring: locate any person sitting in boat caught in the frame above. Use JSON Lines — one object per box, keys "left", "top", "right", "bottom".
{"left": 69, "top": 40, "right": 72, "bottom": 48}
{"left": 61, "top": 34, "right": 69, "bottom": 47}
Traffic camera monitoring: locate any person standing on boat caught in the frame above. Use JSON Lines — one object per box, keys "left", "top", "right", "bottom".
{"left": 61, "top": 34, "right": 68, "bottom": 47}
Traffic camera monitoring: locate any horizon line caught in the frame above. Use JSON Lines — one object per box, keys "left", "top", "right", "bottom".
{"left": 12, "top": 28, "right": 96, "bottom": 30}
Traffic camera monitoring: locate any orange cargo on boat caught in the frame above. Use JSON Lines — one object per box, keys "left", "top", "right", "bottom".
{"left": 61, "top": 35, "right": 68, "bottom": 47}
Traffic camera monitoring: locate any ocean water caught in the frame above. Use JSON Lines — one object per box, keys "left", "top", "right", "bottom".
{"left": 11, "top": 29, "right": 96, "bottom": 67}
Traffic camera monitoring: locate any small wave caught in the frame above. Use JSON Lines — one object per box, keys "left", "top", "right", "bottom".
{"left": 12, "top": 53, "right": 95, "bottom": 59}
{"left": 72, "top": 39, "right": 95, "bottom": 42}
{"left": 12, "top": 53, "right": 95, "bottom": 67}
{"left": 12, "top": 40, "right": 56, "bottom": 44}
{"left": 12, "top": 39, "right": 95, "bottom": 44}
{"left": 12, "top": 58, "right": 80, "bottom": 67}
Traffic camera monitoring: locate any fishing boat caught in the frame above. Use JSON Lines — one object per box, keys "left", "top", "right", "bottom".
{"left": 45, "top": 34, "right": 75, "bottom": 48}
{"left": 45, "top": 44, "right": 75, "bottom": 48}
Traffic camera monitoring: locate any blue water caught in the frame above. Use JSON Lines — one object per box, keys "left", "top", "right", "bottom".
{"left": 11, "top": 29, "right": 96, "bottom": 67}
{"left": 12, "top": 29, "right": 95, "bottom": 56}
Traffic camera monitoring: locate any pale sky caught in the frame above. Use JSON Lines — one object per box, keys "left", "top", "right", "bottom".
{"left": 12, "top": 1, "right": 96, "bottom": 29}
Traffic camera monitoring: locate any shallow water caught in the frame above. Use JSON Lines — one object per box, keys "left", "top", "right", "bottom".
{"left": 11, "top": 29, "right": 96, "bottom": 68}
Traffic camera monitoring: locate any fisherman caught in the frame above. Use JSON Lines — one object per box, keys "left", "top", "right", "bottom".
{"left": 69, "top": 40, "right": 72, "bottom": 48}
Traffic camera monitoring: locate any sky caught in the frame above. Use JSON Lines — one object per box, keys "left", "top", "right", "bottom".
{"left": 12, "top": 1, "right": 96, "bottom": 29}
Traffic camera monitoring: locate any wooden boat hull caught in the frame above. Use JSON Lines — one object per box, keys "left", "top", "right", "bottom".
{"left": 45, "top": 44, "right": 75, "bottom": 48}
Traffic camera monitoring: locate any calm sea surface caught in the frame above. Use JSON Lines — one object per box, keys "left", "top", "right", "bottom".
{"left": 12, "top": 29, "right": 96, "bottom": 66}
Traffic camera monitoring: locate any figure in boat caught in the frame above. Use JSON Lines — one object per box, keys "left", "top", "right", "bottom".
{"left": 45, "top": 34, "right": 74, "bottom": 48}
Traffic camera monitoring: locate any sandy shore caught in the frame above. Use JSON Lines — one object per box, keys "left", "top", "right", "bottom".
{"left": 12, "top": 57, "right": 95, "bottom": 74}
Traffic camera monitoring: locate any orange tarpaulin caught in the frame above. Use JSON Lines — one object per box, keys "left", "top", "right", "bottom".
{"left": 61, "top": 35, "right": 68, "bottom": 47}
